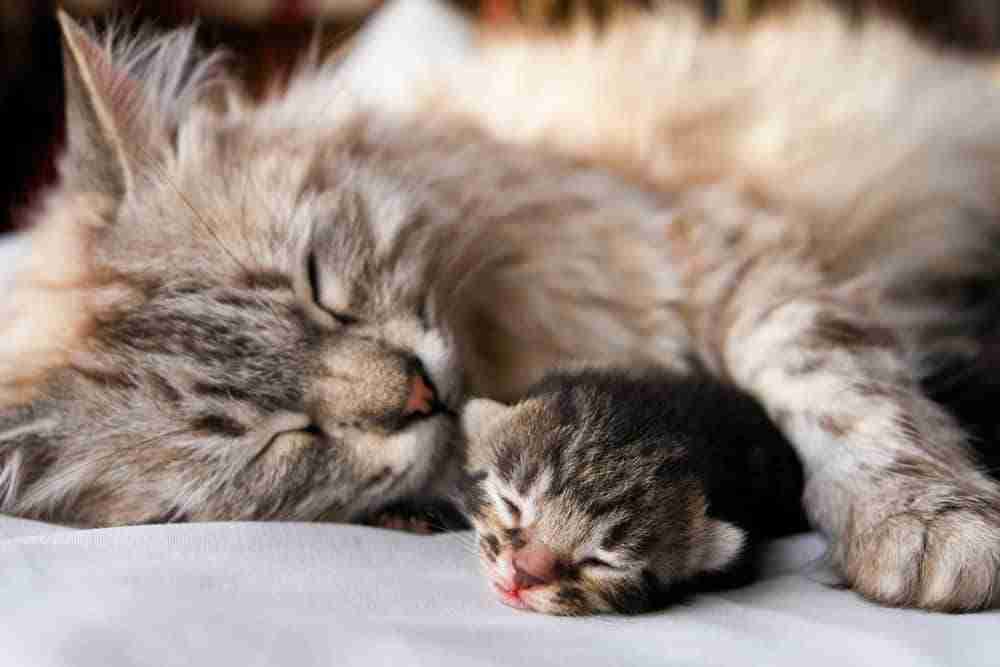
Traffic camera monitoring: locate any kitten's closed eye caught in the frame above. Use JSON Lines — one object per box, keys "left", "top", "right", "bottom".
{"left": 578, "top": 557, "right": 615, "bottom": 570}
{"left": 501, "top": 497, "right": 521, "bottom": 522}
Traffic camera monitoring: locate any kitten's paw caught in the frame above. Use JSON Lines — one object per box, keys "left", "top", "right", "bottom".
{"left": 840, "top": 495, "right": 1000, "bottom": 612}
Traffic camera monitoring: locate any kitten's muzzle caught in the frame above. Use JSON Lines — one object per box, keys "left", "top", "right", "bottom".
{"left": 494, "top": 541, "right": 560, "bottom": 600}
{"left": 512, "top": 541, "right": 559, "bottom": 588}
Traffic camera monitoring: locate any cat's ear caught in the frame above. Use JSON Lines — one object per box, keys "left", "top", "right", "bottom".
{"left": 461, "top": 398, "right": 511, "bottom": 443}
{"left": 58, "top": 10, "right": 154, "bottom": 198}
{"left": 703, "top": 519, "right": 747, "bottom": 573}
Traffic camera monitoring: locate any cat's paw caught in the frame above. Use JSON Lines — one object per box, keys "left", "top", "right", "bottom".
{"left": 838, "top": 494, "right": 1000, "bottom": 612}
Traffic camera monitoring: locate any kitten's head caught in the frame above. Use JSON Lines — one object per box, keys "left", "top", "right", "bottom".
{"left": 0, "top": 15, "right": 464, "bottom": 525}
{"left": 459, "top": 377, "right": 747, "bottom": 616}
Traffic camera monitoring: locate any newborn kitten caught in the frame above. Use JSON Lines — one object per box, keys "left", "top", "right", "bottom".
{"left": 460, "top": 366, "right": 808, "bottom": 615}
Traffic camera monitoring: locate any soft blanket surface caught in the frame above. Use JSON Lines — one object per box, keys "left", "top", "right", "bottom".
{"left": 1, "top": 516, "right": 997, "bottom": 666}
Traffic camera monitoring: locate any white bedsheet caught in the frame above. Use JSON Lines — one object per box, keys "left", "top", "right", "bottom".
{"left": 0, "top": 517, "right": 997, "bottom": 667}
{"left": 2, "top": 4, "right": 999, "bottom": 664}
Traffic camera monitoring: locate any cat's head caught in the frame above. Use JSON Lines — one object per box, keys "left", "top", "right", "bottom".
{"left": 0, "top": 14, "right": 464, "bottom": 525}
{"left": 459, "top": 383, "right": 747, "bottom": 615}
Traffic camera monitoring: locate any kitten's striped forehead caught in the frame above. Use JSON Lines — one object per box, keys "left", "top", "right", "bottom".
{"left": 466, "top": 383, "right": 721, "bottom": 615}
{"left": 472, "top": 383, "right": 706, "bottom": 560}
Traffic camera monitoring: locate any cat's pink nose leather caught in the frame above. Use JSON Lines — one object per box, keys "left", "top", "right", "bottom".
{"left": 403, "top": 374, "right": 436, "bottom": 417}
{"left": 512, "top": 541, "right": 558, "bottom": 589}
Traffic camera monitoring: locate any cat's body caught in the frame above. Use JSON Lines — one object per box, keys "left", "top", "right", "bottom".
{"left": 1, "top": 1, "right": 1000, "bottom": 611}
{"left": 460, "top": 366, "right": 809, "bottom": 615}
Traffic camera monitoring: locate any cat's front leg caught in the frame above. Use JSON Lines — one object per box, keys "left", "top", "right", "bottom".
{"left": 722, "top": 291, "right": 1000, "bottom": 611}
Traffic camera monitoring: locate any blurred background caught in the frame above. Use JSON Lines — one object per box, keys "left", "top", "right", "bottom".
{"left": 2, "top": 0, "right": 999, "bottom": 461}
{"left": 4, "top": 0, "right": 1000, "bottom": 235}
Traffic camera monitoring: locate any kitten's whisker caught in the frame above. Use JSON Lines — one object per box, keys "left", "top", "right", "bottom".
{"left": 447, "top": 535, "right": 480, "bottom": 553}
{"left": 436, "top": 530, "right": 480, "bottom": 556}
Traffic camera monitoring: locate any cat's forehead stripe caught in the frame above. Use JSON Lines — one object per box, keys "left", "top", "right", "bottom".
{"left": 98, "top": 285, "right": 312, "bottom": 414}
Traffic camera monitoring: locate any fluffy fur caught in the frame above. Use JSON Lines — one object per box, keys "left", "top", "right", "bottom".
{"left": 460, "top": 366, "right": 809, "bottom": 615}
{"left": 1, "top": 2, "right": 999, "bottom": 611}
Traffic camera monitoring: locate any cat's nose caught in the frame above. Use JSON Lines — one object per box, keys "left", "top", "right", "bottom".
{"left": 403, "top": 372, "right": 437, "bottom": 417}
{"left": 512, "top": 541, "right": 558, "bottom": 589}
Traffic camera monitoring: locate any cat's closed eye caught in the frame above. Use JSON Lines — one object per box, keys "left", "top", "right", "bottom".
{"left": 259, "top": 428, "right": 320, "bottom": 461}
{"left": 305, "top": 251, "right": 359, "bottom": 327}
{"left": 302, "top": 423, "right": 326, "bottom": 437}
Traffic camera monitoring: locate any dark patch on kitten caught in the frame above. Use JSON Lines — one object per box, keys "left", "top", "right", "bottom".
{"left": 600, "top": 517, "right": 637, "bottom": 552}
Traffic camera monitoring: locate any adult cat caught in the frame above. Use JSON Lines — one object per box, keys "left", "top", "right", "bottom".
{"left": 1, "top": 1, "right": 999, "bottom": 612}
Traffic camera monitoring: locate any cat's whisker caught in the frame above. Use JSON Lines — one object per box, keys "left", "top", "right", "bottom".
{"left": 171, "top": 182, "right": 253, "bottom": 275}
{"left": 132, "top": 142, "right": 254, "bottom": 277}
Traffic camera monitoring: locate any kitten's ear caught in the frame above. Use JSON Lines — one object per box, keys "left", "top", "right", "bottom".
{"left": 58, "top": 10, "right": 153, "bottom": 198}
{"left": 461, "top": 398, "right": 511, "bottom": 443}
{"left": 703, "top": 520, "right": 747, "bottom": 573}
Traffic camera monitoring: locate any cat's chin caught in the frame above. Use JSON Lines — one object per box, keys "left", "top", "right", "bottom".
{"left": 379, "top": 413, "right": 461, "bottom": 507}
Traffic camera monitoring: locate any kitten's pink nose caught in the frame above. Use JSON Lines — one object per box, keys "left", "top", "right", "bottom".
{"left": 403, "top": 373, "right": 436, "bottom": 417}
{"left": 512, "top": 541, "right": 558, "bottom": 589}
